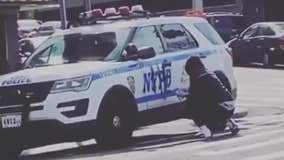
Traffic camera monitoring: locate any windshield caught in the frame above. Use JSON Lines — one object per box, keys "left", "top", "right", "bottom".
{"left": 25, "top": 28, "right": 130, "bottom": 68}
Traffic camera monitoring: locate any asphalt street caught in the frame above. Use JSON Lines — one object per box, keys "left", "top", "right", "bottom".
{"left": 21, "top": 65, "right": 284, "bottom": 160}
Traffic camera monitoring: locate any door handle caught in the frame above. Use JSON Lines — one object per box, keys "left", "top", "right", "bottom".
{"left": 258, "top": 38, "right": 265, "bottom": 41}
{"left": 162, "top": 60, "right": 172, "bottom": 65}
{"left": 245, "top": 39, "right": 251, "bottom": 42}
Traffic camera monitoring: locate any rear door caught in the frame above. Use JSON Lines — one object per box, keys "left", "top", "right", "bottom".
{"left": 157, "top": 23, "right": 199, "bottom": 105}
{"left": 130, "top": 25, "right": 171, "bottom": 109}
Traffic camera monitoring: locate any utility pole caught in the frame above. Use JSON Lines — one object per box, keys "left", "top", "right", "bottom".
{"left": 192, "top": 0, "right": 203, "bottom": 11}
{"left": 59, "top": 0, "right": 67, "bottom": 29}
{"left": 85, "top": 0, "right": 92, "bottom": 11}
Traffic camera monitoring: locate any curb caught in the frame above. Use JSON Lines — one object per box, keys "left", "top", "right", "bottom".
{"left": 233, "top": 107, "right": 248, "bottom": 119}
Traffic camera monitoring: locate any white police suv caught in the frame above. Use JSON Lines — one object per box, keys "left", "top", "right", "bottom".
{"left": 0, "top": 6, "right": 237, "bottom": 157}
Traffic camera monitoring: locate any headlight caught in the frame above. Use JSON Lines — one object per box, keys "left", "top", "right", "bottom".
{"left": 50, "top": 75, "right": 92, "bottom": 94}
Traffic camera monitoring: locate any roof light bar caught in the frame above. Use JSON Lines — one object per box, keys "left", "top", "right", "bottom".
{"left": 118, "top": 6, "right": 130, "bottom": 16}
{"left": 104, "top": 7, "right": 117, "bottom": 17}
{"left": 79, "top": 4, "right": 150, "bottom": 25}
{"left": 185, "top": 9, "right": 206, "bottom": 18}
{"left": 131, "top": 5, "right": 144, "bottom": 13}
{"left": 92, "top": 9, "right": 104, "bottom": 18}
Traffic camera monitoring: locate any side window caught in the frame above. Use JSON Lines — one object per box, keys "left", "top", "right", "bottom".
{"left": 29, "top": 39, "right": 67, "bottom": 66}
{"left": 131, "top": 26, "right": 164, "bottom": 54}
{"left": 48, "top": 40, "right": 65, "bottom": 64}
{"left": 242, "top": 26, "right": 258, "bottom": 39}
{"left": 30, "top": 45, "right": 53, "bottom": 65}
{"left": 159, "top": 24, "right": 198, "bottom": 52}
{"left": 258, "top": 26, "right": 275, "bottom": 36}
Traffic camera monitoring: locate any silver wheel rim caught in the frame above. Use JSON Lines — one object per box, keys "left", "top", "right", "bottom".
{"left": 113, "top": 115, "right": 121, "bottom": 128}
{"left": 263, "top": 54, "right": 269, "bottom": 66}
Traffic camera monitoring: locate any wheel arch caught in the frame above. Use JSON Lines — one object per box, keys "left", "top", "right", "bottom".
{"left": 96, "top": 85, "right": 138, "bottom": 120}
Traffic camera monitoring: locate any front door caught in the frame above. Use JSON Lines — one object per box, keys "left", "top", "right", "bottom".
{"left": 130, "top": 25, "right": 173, "bottom": 109}
{"left": 233, "top": 24, "right": 259, "bottom": 63}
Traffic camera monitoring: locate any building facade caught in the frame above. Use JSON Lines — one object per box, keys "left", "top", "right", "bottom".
{"left": 242, "top": 0, "right": 284, "bottom": 25}
{"left": 0, "top": 0, "right": 55, "bottom": 74}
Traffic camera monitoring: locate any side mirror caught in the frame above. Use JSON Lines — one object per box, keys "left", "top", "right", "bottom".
{"left": 124, "top": 44, "right": 156, "bottom": 60}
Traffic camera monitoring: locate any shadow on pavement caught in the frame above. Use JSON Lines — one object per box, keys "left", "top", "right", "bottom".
{"left": 21, "top": 130, "right": 243, "bottom": 160}
{"left": 235, "top": 63, "right": 284, "bottom": 70}
{"left": 21, "top": 131, "right": 198, "bottom": 160}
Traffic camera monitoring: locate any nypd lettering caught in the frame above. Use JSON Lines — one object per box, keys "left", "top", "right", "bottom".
{"left": 2, "top": 76, "right": 31, "bottom": 86}
{"left": 143, "top": 63, "right": 172, "bottom": 94}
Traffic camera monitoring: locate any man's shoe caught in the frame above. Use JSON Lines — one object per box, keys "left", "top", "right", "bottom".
{"left": 200, "top": 125, "right": 212, "bottom": 139}
{"left": 227, "top": 119, "right": 239, "bottom": 135}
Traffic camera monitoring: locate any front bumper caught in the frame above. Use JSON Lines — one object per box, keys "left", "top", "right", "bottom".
{"left": 0, "top": 118, "right": 97, "bottom": 148}
{"left": 25, "top": 119, "right": 97, "bottom": 146}
{"left": 0, "top": 82, "right": 97, "bottom": 147}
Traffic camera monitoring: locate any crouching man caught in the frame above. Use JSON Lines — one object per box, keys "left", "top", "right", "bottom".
{"left": 185, "top": 57, "right": 239, "bottom": 139}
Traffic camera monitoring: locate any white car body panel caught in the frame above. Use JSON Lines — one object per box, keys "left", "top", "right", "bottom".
{"left": 0, "top": 16, "right": 237, "bottom": 126}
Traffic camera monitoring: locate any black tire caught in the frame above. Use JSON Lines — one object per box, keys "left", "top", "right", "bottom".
{"left": 96, "top": 91, "right": 136, "bottom": 149}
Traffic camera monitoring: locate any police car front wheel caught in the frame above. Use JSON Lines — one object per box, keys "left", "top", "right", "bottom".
{"left": 95, "top": 92, "right": 136, "bottom": 149}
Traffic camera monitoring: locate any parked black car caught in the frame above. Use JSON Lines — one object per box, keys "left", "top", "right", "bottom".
{"left": 228, "top": 22, "right": 284, "bottom": 66}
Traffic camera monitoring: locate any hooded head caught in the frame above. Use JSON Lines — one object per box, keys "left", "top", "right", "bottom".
{"left": 185, "top": 56, "right": 206, "bottom": 78}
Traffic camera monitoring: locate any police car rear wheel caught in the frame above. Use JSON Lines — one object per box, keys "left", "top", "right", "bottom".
{"left": 96, "top": 93, "right": 135, "bottom": 149}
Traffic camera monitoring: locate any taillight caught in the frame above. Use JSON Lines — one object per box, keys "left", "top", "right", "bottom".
{"left": 104, "top": 7, "right": 117, "bottom": 17}
{"left": 92, "top": 9, "right": 104, "bottom": 18}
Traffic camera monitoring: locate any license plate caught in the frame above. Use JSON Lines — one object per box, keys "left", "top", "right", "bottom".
{"left": 1, "top": 114, "right": 22, "bottom": 128}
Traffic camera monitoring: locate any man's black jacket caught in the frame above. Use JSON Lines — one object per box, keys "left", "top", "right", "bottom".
{"left": 186, "top": 71, "right": 235, "bottom": 127}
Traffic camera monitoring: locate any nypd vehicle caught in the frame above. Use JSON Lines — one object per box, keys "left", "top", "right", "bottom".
{"left": 0, "top": 6, "right": 237, "bottom": 157}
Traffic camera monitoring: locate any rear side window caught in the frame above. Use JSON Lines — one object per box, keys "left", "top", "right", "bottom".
{"left": 132, "top": 26, "right": 164, "bottom": 54}
{"left": 257, "top": 26, "right": 275, "bottom": 36}
{"left": 194, "top": 22, "right": 225, "bottom": 45}
{"left": 159, "top": 24, "right": 198, "bottom": 52}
